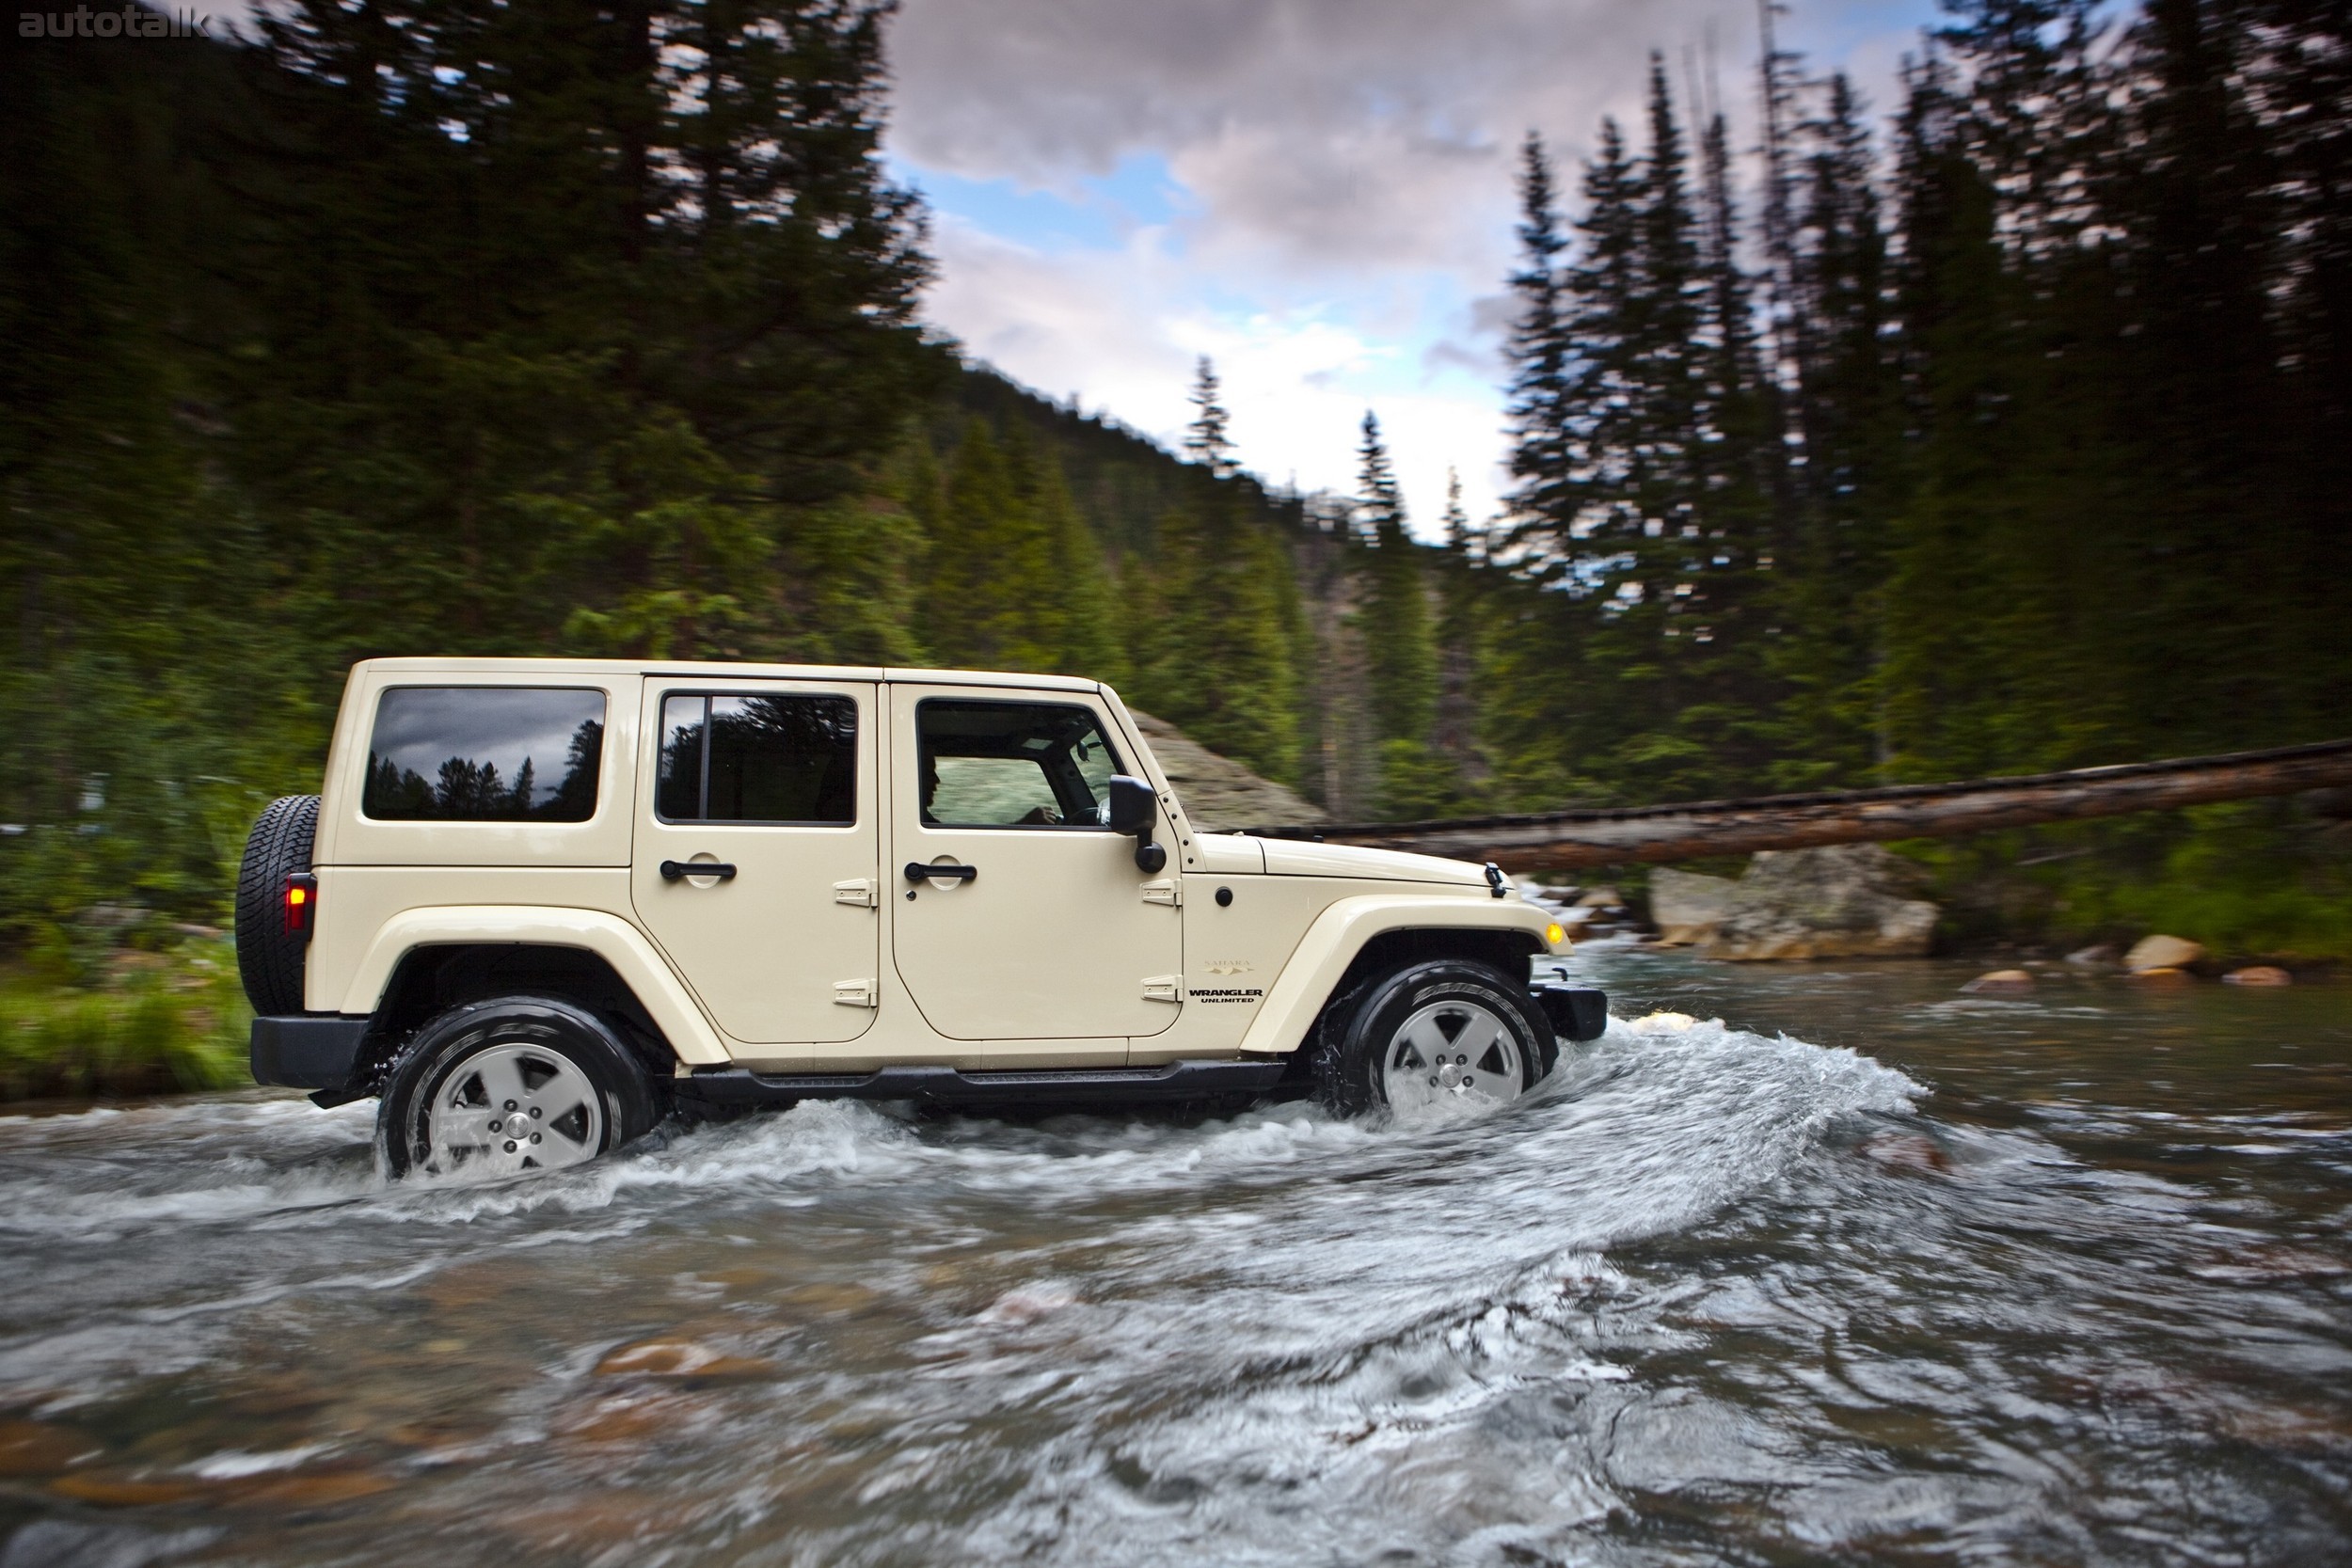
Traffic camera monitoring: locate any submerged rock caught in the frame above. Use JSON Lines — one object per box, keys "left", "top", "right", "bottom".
{"left": 594, "top": 1338, "right": 772, "bottom": 1382}
{"left": 1649, "top": 846, "right": 1939, "bottom": 961}
{"left": 2223, "top": 966, "right": 2293, "bottom": 987}
{"left": 2125, "top": 934, "right": 2206, "bottom": 973}
{"left": 2066, "top": 943, "right": 2119, "bottom": 967}
{"left": 1964, "top": 969, "right": 2035, "bottom": 994}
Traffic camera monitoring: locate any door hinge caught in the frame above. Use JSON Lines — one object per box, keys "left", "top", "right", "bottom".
{"left": 1140, "top": 878, "right": 1181, "bottom": 907}
{"left": 1142, "top": 974, "right": 1184, "bottom": 1004}
{"left": 833, "top": 879, "right": 880, "bottom": 908}
{"left": 833, "top": 978, "right": 879, "bottom": 1008}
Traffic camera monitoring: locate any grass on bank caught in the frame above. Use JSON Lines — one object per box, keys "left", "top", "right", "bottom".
{"left": 0, "top": 940, "right": 249, "bottom": 1102}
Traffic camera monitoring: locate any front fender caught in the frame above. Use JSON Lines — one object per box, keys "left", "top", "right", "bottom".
{"left": 1238, "top": 895, "right": 1555, "bottom": 1056}
{"left": 337, "top": 905, "right": 729, "bottom": 1066}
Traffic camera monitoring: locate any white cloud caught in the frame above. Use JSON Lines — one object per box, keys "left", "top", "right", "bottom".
{"left": 929, "top": 214, "right": 1512, "bottom": 529}
{"left": 890, "top": 0, "right": 1941, "bottom": 537}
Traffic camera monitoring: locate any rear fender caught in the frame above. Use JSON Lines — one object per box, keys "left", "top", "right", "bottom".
{"left": 336, "top": 906, "right": 728, "bottom": 1066}
{"left": 1239, "top": 895, "right": 1553, "bottom": 1056}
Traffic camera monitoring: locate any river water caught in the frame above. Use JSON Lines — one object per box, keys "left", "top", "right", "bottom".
{"left": 0, "top": 949, "right": 2346, "bottom": 1566}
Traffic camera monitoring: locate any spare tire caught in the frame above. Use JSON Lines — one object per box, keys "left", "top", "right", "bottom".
{"left": 235, "top": 795, "right": 320, "bottom": 1016}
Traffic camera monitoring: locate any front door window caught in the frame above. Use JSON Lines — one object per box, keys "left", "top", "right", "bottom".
{"left": 918, "top": 700, "right": 1120, "bottom": 829}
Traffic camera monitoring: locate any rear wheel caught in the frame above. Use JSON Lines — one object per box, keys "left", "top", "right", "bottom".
{"left": 1315, "top": 958, "right": 1554, "bottom": 1117}
{"left": 377, "top": 997, "right": 662, "bottom": 1180}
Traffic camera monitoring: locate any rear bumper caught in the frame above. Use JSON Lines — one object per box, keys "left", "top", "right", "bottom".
{"left": 678, "top": 1058, "right": 1289, "bottom": 1109}
{"left": 249, "top": 1015, "right": 372, "bottom": 1091}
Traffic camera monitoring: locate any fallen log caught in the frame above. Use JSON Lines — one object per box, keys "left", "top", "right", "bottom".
{"left": 1247, "top": 738, "right": 2352, "bottom": 873}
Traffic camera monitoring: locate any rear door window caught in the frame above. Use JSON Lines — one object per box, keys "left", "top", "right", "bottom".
{"left": 656, "top": 693, "right": 858, "bottom": 824}
{"left": 363, "top": 688, "right": 607, "bottom": 821}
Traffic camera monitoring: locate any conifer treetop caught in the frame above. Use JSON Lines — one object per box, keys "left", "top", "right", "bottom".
{"left": 1184, "top": 356, "right": 1236, "bottom": 479}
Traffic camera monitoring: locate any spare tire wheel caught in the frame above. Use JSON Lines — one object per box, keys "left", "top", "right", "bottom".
{"left": 235, "top": 794, "right": 320, "bottom": 1017}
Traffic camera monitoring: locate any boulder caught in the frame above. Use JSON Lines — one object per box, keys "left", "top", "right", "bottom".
{"left": 2124, "top": 934, "right": 2205, "bottom": 973}
{"left": 1648, "top": 868, "right": 1734, "bottom": 946}
{"left": 1126, "top": 712, "right": 1325, "bottom": 832}
{"left": 1963, "top": 969, "right": 2035, "bottom": 994}
{"left": 1653, "top": 846, "right": 1940, "bottom": 961}
{"left": 1708, "top": 846, "right": 1939, "bottom": 960}
{"left": 2223, "top": 966, "right": 2293, "bottom": 987}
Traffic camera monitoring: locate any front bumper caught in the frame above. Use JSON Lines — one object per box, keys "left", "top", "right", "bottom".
{"left": 1529, "top": 965, "right": 1609, "bottom": 1041}
{"left": 249, "top": 1015, "right": 373, "bottom": 1092}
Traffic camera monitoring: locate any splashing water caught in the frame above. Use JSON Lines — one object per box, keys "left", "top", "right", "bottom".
{"left": 0, "top": 952, "right": 2345, "bottom": 1565}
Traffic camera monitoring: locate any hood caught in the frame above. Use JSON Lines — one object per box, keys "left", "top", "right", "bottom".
{"left": 1259, "top": 837, "right": 1490, "bottom": 887}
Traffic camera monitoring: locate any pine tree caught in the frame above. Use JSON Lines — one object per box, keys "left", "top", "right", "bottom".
{"left": 232, "top": 0, "right": 936, "bottom": 662}
{"left": 1353, "top": 414, "right": 1446, "bottom": 814}
{"left": 1430, "top": 469, "right": 1490, "bottom": 802}
{"left": 1025, "top": 441, "right": 1125, "bottom": 683}
{"left": 1563, "top": 117, "right": 1645, "bottom": 563}
{"left": 1439, "top": 469, "right": 1475, "bottom": 560}
{"left": 1565, "top": 69, "right": 1732, "bottom": 798}
{"left": 1500, "top": 133, "right": 1574, "bottom": 573}
{"left": 916, "top": 420, "right": 1121, "bottom": 679}
{"left": 1132, "top": 490, "right": 1300, "bottom": 783}
{"left": 1354, "top": 414, "right": 1436, "bottom": 741}
{"left": 1183, "top": 356, "right": 1236, "bottom": 479}
{"left": 1772, "top": 71, "right": 1902, "bottom": 783}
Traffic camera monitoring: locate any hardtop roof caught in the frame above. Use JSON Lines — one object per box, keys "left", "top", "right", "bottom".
{"left": 349, "top": 657, "right": 1104, "bottom": 694}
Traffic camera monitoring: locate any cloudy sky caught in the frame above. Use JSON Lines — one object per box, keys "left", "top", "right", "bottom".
{"left": 885, "top": 0, "right": 1943, "bottom": 535}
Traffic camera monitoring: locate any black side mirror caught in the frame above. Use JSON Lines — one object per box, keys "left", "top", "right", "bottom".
{"left": 1105, "top": 775, "right": 1167, "bottom": 873}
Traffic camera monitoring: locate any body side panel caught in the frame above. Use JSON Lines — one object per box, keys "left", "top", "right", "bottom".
{"left": 330, "top": 899, "right": 732, "bottom": 1065}
{"left": 1234, "top": 894, "right": 1556, "bottom": 1058}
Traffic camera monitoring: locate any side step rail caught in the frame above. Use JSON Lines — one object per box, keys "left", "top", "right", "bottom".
{"left": 677, "top": 1058, "right": 1290, "bottom": 1108}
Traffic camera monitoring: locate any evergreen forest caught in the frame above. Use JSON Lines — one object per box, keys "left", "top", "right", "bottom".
{"left": 6, "top": 0, "right": 2350, "bottom": 982}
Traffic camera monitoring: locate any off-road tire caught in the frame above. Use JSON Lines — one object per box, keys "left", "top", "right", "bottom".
{"left": 1313, "top": 958, "right": 1555, "bottom": 1117}
{"left": 376, "top": 996, "right": 663, "bottom": 1180}
{"left": 235, "top": 795, "right": 320, "bottom": 1016}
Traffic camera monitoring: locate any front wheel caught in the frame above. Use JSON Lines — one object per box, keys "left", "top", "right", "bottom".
{"left": 376, "top": 997, "right": 662, "bottom": 1180}
{"left": 1315, "top": 958, "right": 1555, "bottom": 1117}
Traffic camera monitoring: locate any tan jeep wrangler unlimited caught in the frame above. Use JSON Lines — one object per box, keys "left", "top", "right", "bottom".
{"left": 235, "top": 659, "right": 1607, "bottom": 1178}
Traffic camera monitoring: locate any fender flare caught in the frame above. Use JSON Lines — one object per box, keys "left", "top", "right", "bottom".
{"left": 1238, "top": 894, "right": 1556, "bottom": 1056}
{"left": 337, "top": 906, "right": 729, "bottom": 1066}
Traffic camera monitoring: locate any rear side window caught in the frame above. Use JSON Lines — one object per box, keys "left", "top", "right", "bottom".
{"left": 363, "top": 688, "right": 607, "bottom": 822}
{"left": 657, "top": 693, "right": 857, "bottom": 824}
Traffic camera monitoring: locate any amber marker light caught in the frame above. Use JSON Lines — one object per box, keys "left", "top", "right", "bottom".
{"left": 1545, "top": 921, "right": 1569, "bottom": 949}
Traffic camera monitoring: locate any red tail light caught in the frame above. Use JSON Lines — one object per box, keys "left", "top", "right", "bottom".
{"left": 283, "top": 872, "right": 317, "bottom": 939}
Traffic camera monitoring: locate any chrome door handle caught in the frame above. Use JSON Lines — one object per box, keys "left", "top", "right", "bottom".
{"left": 903, "top": 861, "right": 977, "bottom": 883}
{"left": 660, "top": 860, "right": 738, "bottom": 881}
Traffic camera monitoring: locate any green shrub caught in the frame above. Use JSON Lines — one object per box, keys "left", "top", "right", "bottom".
{"left": 0, "top": 941, "right": 249, "bottom": 1101}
